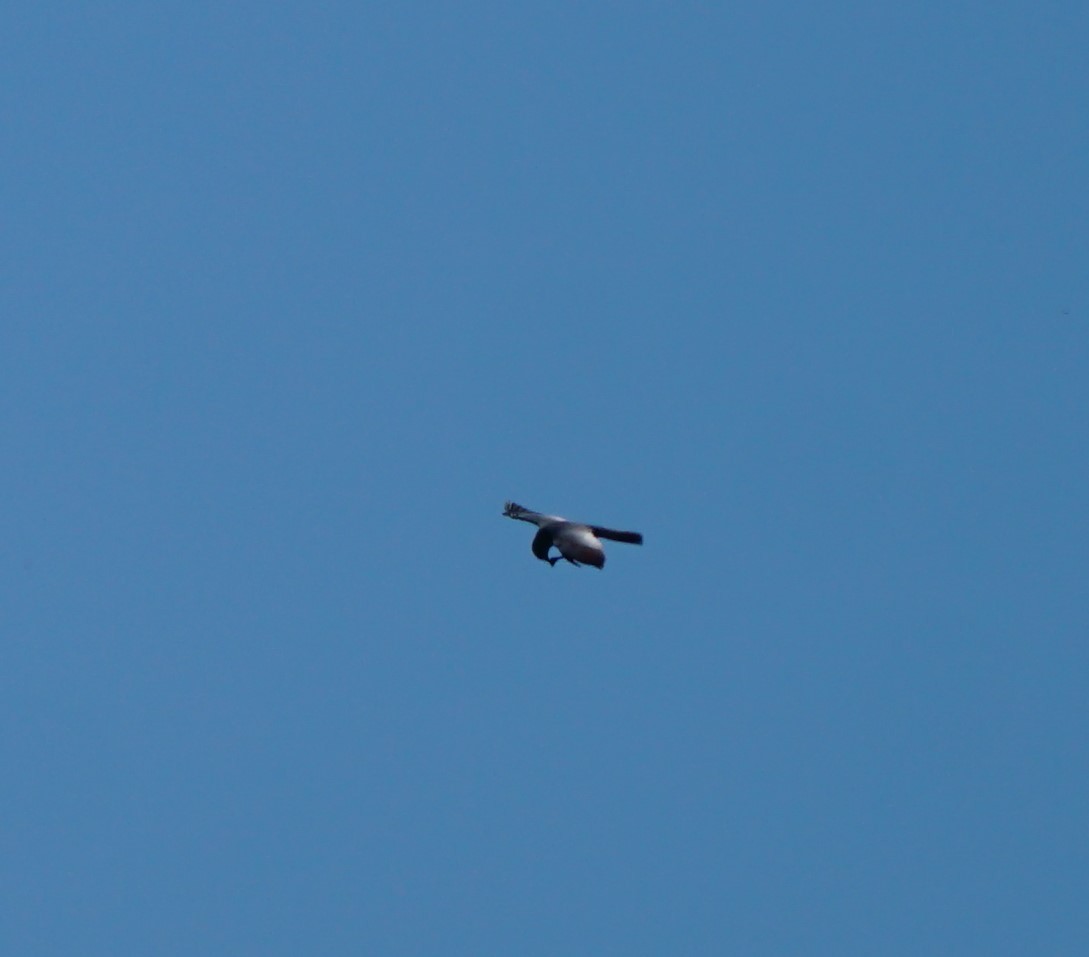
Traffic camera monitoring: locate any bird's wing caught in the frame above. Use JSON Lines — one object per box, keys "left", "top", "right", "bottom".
{"left": 589, "top": 526, "right": 643, "bottom": 545}
{"left": 503, "top": 501, "right": 564, "bottom": 526}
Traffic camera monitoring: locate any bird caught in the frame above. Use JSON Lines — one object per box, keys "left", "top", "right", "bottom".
{"left": 502, "top": 501, "right": 643, "bottom": 569}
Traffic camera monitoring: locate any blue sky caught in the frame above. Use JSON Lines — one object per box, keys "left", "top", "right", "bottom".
{"left": 3, "top": 3, "right": 1087, "bottom": 954}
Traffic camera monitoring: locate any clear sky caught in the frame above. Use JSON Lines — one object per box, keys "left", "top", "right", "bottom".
{"left": 3, "top": 3, "right": 1087, "bottom": 954}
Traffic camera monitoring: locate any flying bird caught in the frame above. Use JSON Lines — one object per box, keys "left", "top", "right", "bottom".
{"left": 502, "top": 501, "right": 643, "bottom": 569}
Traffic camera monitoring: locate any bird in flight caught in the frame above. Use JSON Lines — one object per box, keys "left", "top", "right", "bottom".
{"left": 502, "top": 501, "right": 643, "bottom": 569}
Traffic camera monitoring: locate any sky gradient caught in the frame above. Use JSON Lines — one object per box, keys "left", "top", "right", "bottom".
{"left": 3, "top": 3, "right": 1087, "bottom": 954}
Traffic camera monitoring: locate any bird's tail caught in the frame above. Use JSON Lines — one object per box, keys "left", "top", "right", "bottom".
{"left": 591, "top": 526, "right": 644, "bottom": 545}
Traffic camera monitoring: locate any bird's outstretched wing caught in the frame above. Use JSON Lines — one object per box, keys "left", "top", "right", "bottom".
{"left": 590, "top": 526, "right": 643, "bottom": 545}
{"left": 504, "top": 501, "right": 565, "bottom": 527}
{"left": 504, "top": 501, "right": 540, "bottom": 523}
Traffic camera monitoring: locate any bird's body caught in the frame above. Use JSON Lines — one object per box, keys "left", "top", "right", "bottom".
{"left": 502, "top": 501, "right": 643, "bottom": 569}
